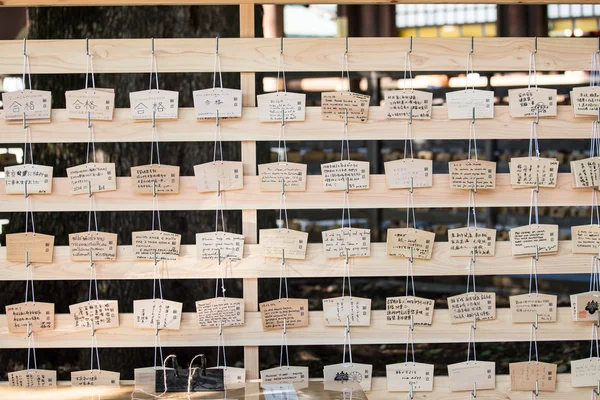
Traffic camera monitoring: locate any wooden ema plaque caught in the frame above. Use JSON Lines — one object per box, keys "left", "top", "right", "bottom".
{"left": 321, "top": 160, "right": 370, "bottom": 191}
{"left": 322, "top": 296, "right": 371, "bottom": 326}
{"left": 259, "top": 228, "right": 308, "bottom": 260}
{"left": 509, "top": 361, "right": 557, "bottom": 391}
{"left": 71, "top": 370, "right": 120, "bottom": 387}
{"left": 447, "top": 361, "right": 495, "bottom": 391}
{"left": 8, "top": 370, "right": 57, "bottom": 387}
{"left": 384, "top": 159, "right": 432, "bottom": 189}
{"left": 132, "top": 230, "right": 181, "bottom": 261}
{"left": 321, "top": 227, "right": 370, "bottom": 259}
{"left": 207, "top": 366, "right": 246, "bottom": 388}
{"left": 445, "top": 89, "right": 494, "bottom": 119}
{"left": 194, "top": 161, "right": 244, "bottom": 192}
{"left": 5, "top": 164, "right": 53, "bottom": 194}
{"left": 195, "top": 297, "right": 245, "bottom": 328}
{"left": 384, "top": 90, "right": 433, "bottom": 119}
{"left": 571, "top": 86, "right": 600, "bottom": 116}
{"left": 259, "top": 298, "right": 308, "bottom": 331}
{"left": 260, "top": 366, "right": 309, "bottom": 388}
{"left": 448, "top": 227, "right": 496, "bottom": 257}
{"left": 133, "top": 299, "right": 183, "bottom": 330}
{"left": 508, "top": 88, "right": 557, "bottom": 118}
{"left": 193, "top": 88, "right": 242, "bottom": 119}
{"left": 257, "top": 92, "right": 306, "bottom": 122}
{"left": 571, "top": 358, "right": 600, "bottom": 387}
{"left": 131, "top": 164, "right": 180, "bottom": 194}
{"left": 321, "top": 91, "right": 370, "bottom": 123}
{"left": 323, "top": 363, "right": 373, "bottom": 392}
{"left": 69, "top": 300, "right": 119, "bottom": 330}
{"left": 509, "top": 157, "right": 559, "bottom": 188}
{"left": 510, "top": 224, "right": 558, "bottom": 257}
{"left": 570, "top": 291, "right": 600, "bottom": 322}
{"left": 572, "top": 225, "right": 600, "bottom": 254}
{"left": 6, "top": 302, "right": 55, "bottom": 333}
{"left": 196, "top": 231, "right": 244, "bottom": 262}
{"left": 129, "top": 89, "right": 178, "bottom": 120}
{"left": 386, "top": 362, "right": 434, "bottom": 392}
{"left": 6, "top": 232, "right": 54, "bottom": 263}
{"left": 68, "top": 231, "right": 118, "bottom": 261}
{"left": 2, "top": 90, "right": 52, "bottom": 122}
{"left": 386, "top": 228, "right": 435, "bottom": 259}
{"left": 448, "top": 160, "right": 496, "bottom": 189}
{"left": 509, "top": 293, "right": 557, "bottom": 323}
{"left": 571, "top": 157, "right": 600, "bottom": 188}
{"left": 386, "top": 296, "right": 434, "bottom": 326}
{"left": 66, "top": 163, "right": 117, "bottom": 194}
{"left": 447, "top": 292, "right": 496, "bottom": 324}
{"left": 65, "top": 88, "right": 115, "bottom": 120}
{"left": 258, "top": 162, "right": 307, "bottom": 192}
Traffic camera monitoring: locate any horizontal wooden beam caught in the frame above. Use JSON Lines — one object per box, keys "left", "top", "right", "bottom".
{"left": 0, "top": 38, "right": 596, "bottom": 74}
{"left": 0, "top": 241, "right": 589, "bottom": 281}
{"left": 0, "top": 308, "right": 589, "bottom": 348}
{"left": 0, "top": 174, "right": 588, "bottom": 212}
{"left": 0, "top": 106, "right": 592, "bottom": 144}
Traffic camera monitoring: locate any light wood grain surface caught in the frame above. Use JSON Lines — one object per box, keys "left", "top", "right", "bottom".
{"left": 0, "top": 38, "right": 597, "bottom": 73}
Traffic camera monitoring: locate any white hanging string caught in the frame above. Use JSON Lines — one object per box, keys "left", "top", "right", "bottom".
{"left": 468, "top": 115, "right": 479, "bottom": 162}
{"left": 154, "top": 323, "right": 164, "bottom": 370}
{"left": 406, "top": 189, "right": 416, "bottom": 230}
{"left": 403, "top": 51, "right": 414, "bottom": 92}
{"left": 278, "top": 184, "right": 289, "bottom": 230}
{"left": 213, "top": 112, "right": 224, "bottom": 164}
{"left": 88, "top": 260, "right": 99, "bottom": 303}
{"left": 24, "top": 255, "right": 35, "bottom": 304}
{"left": 466, "top": 321, "right": 477, "bottom": 364}
{"left": 131, "top": 353, "right": 173, "bottom": 399}
{"left": 85, "top": 47, "right": 96, "bottom": 90}
{"left": 215, "top": 186, "right": 226, "bottom": 233}
{"left": 528, "top": 323, "right": 539, "bottom": 364}
{"left": 214, "top": 260, "right": 226, "bottom": 299}
{"left": 86, "top": 119, "right": 97, "bottom": 165}
{"left": 403, "top": 120, "right": 414, "bottom": 160}
{"left": 278, "top": 256, "right": 289, "bottom": 302}
{"left": 593, "top": 189, "right": 600, "bottom": 227}
{"left": 465, "top": 49, "right": 475, "bottom": 92}
{"left": 466, "top": 258, "right": 477, "bottom": 294}
{"left": 22, "top": 42, "right": 32, "bottom": 92}
{"left": 590, "top": 322, "right": 599, "bottom": 360}
{"left": 26, "top": 326, "right": 38, "bottom": 372}
{"left": 340, "top": 112, "right": 351, "bottom": 162}
{"left": 151, "top": 191, "right": 162, "bottom": 232}
{"left": 24, "top": 196, "right": 35, "bottom": 235}
{"left": 88, "top": 193, "right": 98, "bottom": 233}
{"left": 342, "top": 322, "right": 353, "bottom": 366}
{"left": 90, "top": 324, "right": 101, "bottom": 372}
{"left": 342, "top": 256, "right": 353, "bottom": 299}
{"left": 404, "top": 324, "right": 415, "bottom": 365}
{"left": 529, "top": 256, "right": 539, "bottom": 296}
{"left": 405, "top": 257, "right": 415, "bottom": 298}
{"left": 276, "top": 40, "right": 287, "bottom": 94}
{"left": 279, "top": 319, "right": 290, "bottom": 369}
{"left": 23, "top": 120, "right": 34, "bottom": 165}
{"left": 589, "top": 256, "right": 600, "bottom": 293}
{"left": 591, "top": 51, "right": 600, "bottom": 88}
{"left": 527, "top": 51, "right": 538, "bottom": 90}
{"left": 152, "top": 257, "right": 164, "bottom": 302}
{"left": 592, "top": 388, "right": 599, "bottom": 400}
{"left": 216, "top": 323, "right": 227, "bottom": 370}
{"left": 341, "top": 48, "right": 350, "bottom": 93}
{"left": 466, "top": 190, "right": 477, "bottom": 229}
{"left": 529, "top": 188, "right": 540, "bottom": 226}
{"left": 149, "top": 43, "right": 160, "bottom": 92}
{"left": 278, "top": 112, "right": 288, "bottom": 163}
{"left": 188, "top": 354, "right": 207, "bottom": 394}
{"left": 213, "top": 39, "right": 223, "bottom": 90}
{"left": 150, "top": 122, "right": 162, "bottom": 166}
{"left": 528, "top": 119, "right": 541, "bottom": 160}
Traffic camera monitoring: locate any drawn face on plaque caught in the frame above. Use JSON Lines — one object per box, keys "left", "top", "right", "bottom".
{"left": 571, "top": 358, "right": 600, "bottom": 387}
{"left": 8, "top": 369, "right": 57, "bottom": 387}
{"left": 384, "top": 158, "right": 433, "bottom": 189}
{"left": 129, "top": 89, "right": 179, "bottom": 120}
{"left": 260, "top": 366, "right": 309, "bottom": 389}
{"left": 571, "top": 225, "right": 600, "bottom": 254}
{"left": 509, "top": 157, "right": 559, "bottom": 188}
{"left": 447, "top": 227, "right": 497, "bottom": 257}
{"left": 193, "top": 161, "right": 244, "bottom": 193}
{"left": 5, "top": 164, "right": 53, "bottom": 194}
{"left": 132, "top": 230, "right": 181, "bottom": 261}
{"left": 2, "top": 90, "right": 52, "bottom": 122}
{"left": 322, "top": 296, "right": 371, "bottom": 326}
{"left": 386, "top": 296, "right": 434, "bottom": 326}
{"left": 386, "top": 228, "right": 435, "bottom": 260}
{"left": 257, "top": 92, "right": 306, "bottom": 122}
{"left": 66, "top": 163, "right": 117, "bottom": 194}
{"left": 321, "top": 227, "right": 371, "bottom": 259}
{"left": 69, "top": 231, "right": 118, "bottom": 262}
{"left": 323, "top": 363, "right": 373, "bottom": 392}
{"left": 259, "top": 228, "right": 308, "bottom": 260}
{"left": 65, "top": 88, "right": 115, "bottom": 120}
{"left": 447, "top": 292, "right": 496, "bottom": 324}
{"left": 193, "top": 88, "right": 242, "bottom": 119}
{"left": 6, "top": 302, "right": 55, "bottom": 333}
{"left": 71, "top": 370, "right": 120, "bottom": 387}
{"left": 448, "top": 160, "right": 496, "bottom": 190}
{"left": 321, "top": 160, "right": 370, "bottom": 191}
{"left": 509, "top": 224, "right": 558, "bottom": 257}
{"left": 131, "top": 164, "right": 180, "bottom": 194}
{"left": 6, "top": 232, "right": 54, "bottom": 263}
{"left": 196, "top": 231, "right": 245, "bottom": 262}
{"left": 258, "top": 162, "right": 307, "bottom": 192}
{"left": 447, "top": 361, "right": 495, "bottom": 391}
{"left": 133, "top": 299, "right": 183, "bottom": 330}
{"left": 509, "top": 293, "right": 557, "bottom": 323}
{"left": 445, "top": 89, "right": 494, "bottom": 120}
{"left": 385, "top": 362, "right": 434, "bottom": 392}
{"left": 321, "top": 91, "right": 370, "bottom": 123}
{"left": 509, "top": 361, "right": 557, "bottom": 391}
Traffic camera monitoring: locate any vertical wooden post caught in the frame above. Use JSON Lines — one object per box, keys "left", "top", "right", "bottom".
{"left": 239, "top": 2, "right": 260, "bottom": 382}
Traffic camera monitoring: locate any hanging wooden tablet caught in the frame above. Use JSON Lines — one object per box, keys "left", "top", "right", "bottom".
{"left": 68, "top": 231, "right": 118, "bottom": 261}
{"left": 384, "top": 159, "right": 432, "bottom": 189}
{"left": 322, "top": 296, "right": 371, "bottom": 326}
{"left": 571, "top": 358, "right": 600, "bottom": 387}
{"left": 572, "top": 225, "right": 600, "bottom": 253}
{"left": 155, "top": 358, "right": 224, "bottom": 392}
{"left": 65, "top": 88, "right": 115, "bottom": 120}
{"left": 134, "top": 366, "right": 172, "bottom": 393}
{"left": 6, "top": 232, "right": 54, "bottom": 263}
{"left": 448, "top": 160, "right": 496, "bottom": 189}
{"left": 509, "top": 361, "right": 557, "bottom": 391}
{"left": 5, "top": 164, "right": 53, "bottom": 194}
{"left": 321, "top": 160, "right": 370, "bottom": 191}
{"left": 66, "top": 163, "right": 117, "bottom": 194}
{"left": 386, "top": 296, "right": 434, "bottom": 326}
{"left": 386, "top": 362, "right": 434, "bottom": 392}
{"left": 321, "top": 92, "right": 370, "bottom": 123}
{"left": 448, "top": 227, "right": 496, "bottom": 257}
{"left": 447, "top": 292, "right": 496, "bottom": 324}
{"left": 572, "top": 86, "right": 600, "bottom": 116}
{"left": 384, "top": 90, "right": 433, "bottom": 119}
{"left": 257, "top": 92, "right": 306, "bottom": 122}
{"left": 2, "top": 90, "right": 52, "bottom": 123}
{"left": 508, "top": 88, "right": 557, "bottom": 118}
{"left": 509, "top": 224, "right": 559, "bottom": 256}
{"left": 193, "top": 88, "right": 242, "bottom": 119}
{"left": 129, "top": 89, "right": 179, "bottom": 120}
{"left": 509, "top": 293, "right": 557, "bottom": 323}
{"left": 193, "top": 161, "right": 244, "bottom": 192}
{"left": 258, "top": 162, "right": 307, "bottom": 192}
{"left": 509, "top": 157, "right": 559, "bottom": 188}
{"left": 132, "top": 230, "right": 181, "bottom": 261}
{"left": 445, "top": 89, "right": 494, "bottom": 119}
{"left": 259, "top": 298, "right": 309, "bottom": 331}
{"left": 195, "top": 297, "right": 245, "bottom": 327}
{"left": 69, "top": 300, "right": 119, "bottom": 329}
{"left": 133, "top": 299, "right": 183, "bottom": 330}
{"left": 131, "top": 164, "right": 180, "bottom": 194}
{"left": 323, "top": 363, "right": 373, "bottom": 392}
{"left": 6, "top": 302, "right": 55, "bottom": 333}
{"left": 571, "top": 157, "right": 599, "bottom": 188}
{"left": 570, "top": 291, "right": 600, "bottom": 321}
{"left": 386, "top": 228, "right": 435, "bottom": 259}
{"left": 322, "top": 228, "right": 370, "bottom": 258}
{"left": 71, "top": 370, "right": 120, "bottom": 387}
{"left": 447, "top": 361, "right": 495, "bottom": 391}
{"left": 259, "top": 228, "right": 308, "bottom": 260}
{"left": 196, "top": 231, "right": 244, "bottom": 262}
{"left": 8, "top": 369, "right": 57, "bottom": 387}
{"left": 260, "top": 366, "right": 309, "bottom": 388}
{"left": 207, "top": 366, "right": 245, "bottom": 388}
